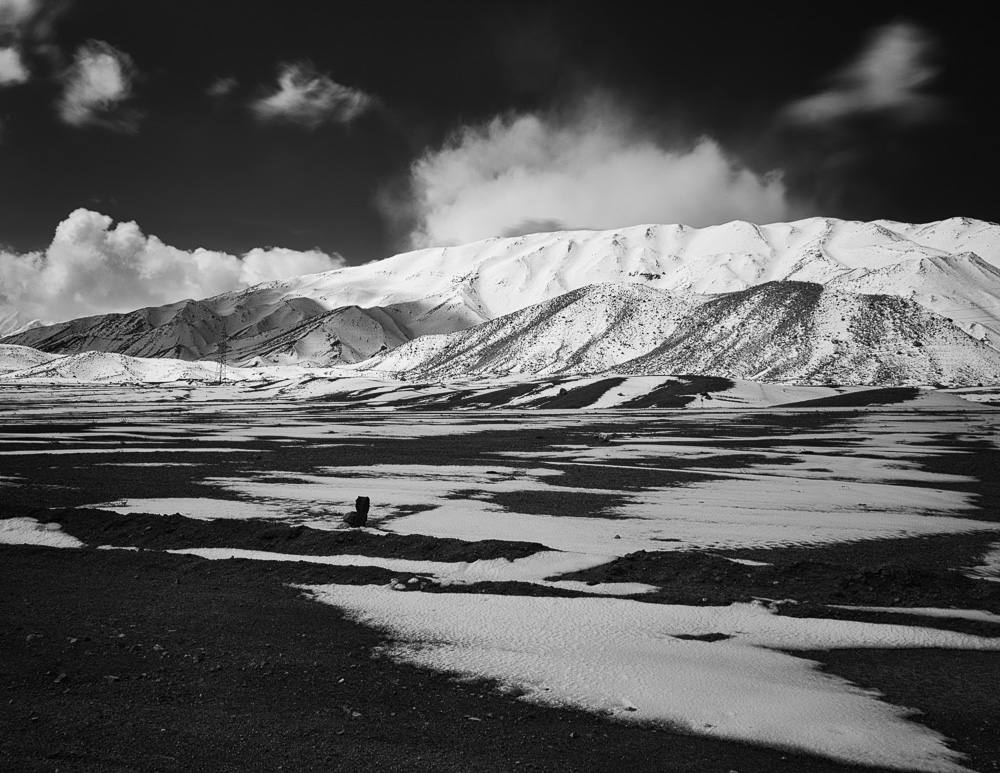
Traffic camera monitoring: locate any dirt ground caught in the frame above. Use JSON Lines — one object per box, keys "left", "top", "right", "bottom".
{"left": 2, "top": 399, "right": 999, "bottom": 772}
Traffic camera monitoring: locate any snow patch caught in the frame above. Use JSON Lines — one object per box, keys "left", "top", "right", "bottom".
{"left": 168, "top": 547, "right": 654, "bottom": 595}
{"left": 0, "top": 517, "right": 84, "bottom": 548}
{"left": 965, "top": 541, "right": 1000, "bottom": 583}
{"left": 828, "top": 605, "right": 1000, "bottom": 624}
{"left": 303, "top": 587, "right": 993, "bottom": 772}
{"left": 83, "top": 498, "right": 291, "bottom": 521}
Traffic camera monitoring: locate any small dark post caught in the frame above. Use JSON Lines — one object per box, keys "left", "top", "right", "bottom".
{"left": 343, "top": 496, "right": 370, "bottom": 527}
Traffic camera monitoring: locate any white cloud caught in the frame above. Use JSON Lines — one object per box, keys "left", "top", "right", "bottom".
{"left": 238, "top": 246, "right": 344, "bottom": 286}
{"left": 58, "top": 40, "right": 139, "bottom": 132}
{"left": 0, "top": 45, "right": 28, "bottom": 85}
{"left": 0, "top": 0, "right": 37, "bottom": 27}
{"left": 0, "top": 209, "right": 347, "bottom": 324}
{"left": 251, "top": 62, "right": 375, "bottom": 129}
{"left": 0, "top": 0, "right": 37, "bottom": 86}
{"left": 784, "top": 21, "right": 943, "bottom": 125}
{"left": 382, "top": 98, "right": 792, "bottom": 248}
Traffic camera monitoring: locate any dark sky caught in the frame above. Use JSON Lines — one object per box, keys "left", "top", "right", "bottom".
{"left": 1, "top": 1, "right": 996, "bottom": 266}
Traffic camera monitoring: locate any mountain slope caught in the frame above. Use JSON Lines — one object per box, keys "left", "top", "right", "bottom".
{"left": 4, "top": 216, "right": 1000, "bottom": 375}
{"left": 826, "top": 252, "right": 1000, "bottom": 348}
{"left": 0, "top": 308, "right": 45, "bottom": 337}
{"left": 1, "top": 296, "right": 415, "bottom": 367}
{"left": 0, "top": 344, "right": 59, "bottom": 374}
{"left": 362, "top": 282, "right": 1000, "bottom": 386}
{"left": 620, "top": 282, "right": 1000, "bottom": 385}
{"left": 362, "top": 284, "right": 692, "bottom": 379}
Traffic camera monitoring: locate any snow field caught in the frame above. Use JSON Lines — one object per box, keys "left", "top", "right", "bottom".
{"left": 302, "top": 587, "right": 995, "bottom": 772}
{"left": 7, "top": 403, "right": 1000, "bottom": 771}
{"left": 201, "top": 448, "right": 991, "bottom": 554}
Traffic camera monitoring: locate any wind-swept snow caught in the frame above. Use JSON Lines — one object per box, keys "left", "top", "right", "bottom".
{"left": 828, "top": 605, "right": 1000, "bottom": 624}
{"left": 203, "top": 456, "right": 991, "bottom": 554}
{"left": 86, "top": 498, "right": 292, "bottom": 521}
{"left": 0, "top": 517, "right": 84, "bottom": 548}
{"left": 168, "top": 548, "right": 655, "bottom": 595}
{"left": 302, "top": 588, "right": 995, "bottom": 772}
{"left": 0, "top": 344, "right": 59, "bottom": 374}
{"left": 6, "top": 394, "right": 1000, "bottom": 772}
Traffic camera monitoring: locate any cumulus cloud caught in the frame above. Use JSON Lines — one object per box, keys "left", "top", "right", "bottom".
{"left": 0, "top": 209, "right": 347, "bottom": 324}
{"left": 58, "top": 40, "right": 140, "bottom": 132}
{"left": 251, "top": 62, "right": 375, "bottom": 129}
{"left": 380, "top": 99, "right": 792, "bottom": 248}
{"left": 0, "top": 45, "right": 28, "bottom": 84}
{"left": 784, "top": 21, "right": 943, "bottom": 125}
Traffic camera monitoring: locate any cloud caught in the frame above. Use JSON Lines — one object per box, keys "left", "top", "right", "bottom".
{"left": 783, "top": 21, "right": 943, "bottom": 125}
{"left": 251, "top": 62, "right": 375, "bottom": 129}
{"left": 206, "top": 75, "right": 237, "bottom": 98}
{"left": 0, "top": 0, "right": 41, "bottom": 86}
{"left": 0, "top": 45, "right": 27, "bottom": 84}
{"left": 57, "top": 40, "right": 140, "bottom": 132}
{"left": 0, "top": 209, "right": 347, "bottom": 324}
{"left": 0, "top": 0, "right": 37, "bottom": 27}
{"left": 238, "top": 246, "right": 344, "bottom": 286}
{"left": 380, "top": 98, "right": 792, "bottom": 248}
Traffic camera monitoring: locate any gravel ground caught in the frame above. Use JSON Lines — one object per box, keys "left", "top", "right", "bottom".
{"left": 3, "top": 401, "right": 1000, "bottom": 772}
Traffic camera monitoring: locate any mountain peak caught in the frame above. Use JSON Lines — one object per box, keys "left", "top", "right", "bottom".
{"left": 4, "top": 217, "right": 1000, "bottom": 386}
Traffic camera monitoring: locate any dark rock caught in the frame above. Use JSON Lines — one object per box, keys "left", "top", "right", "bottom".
{"left": 343, "top": 496, "right": 371, "bottom": 528}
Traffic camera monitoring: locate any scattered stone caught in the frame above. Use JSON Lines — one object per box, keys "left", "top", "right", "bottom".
{"left": 673, "top": 632, "right": 732, "bottom": 643}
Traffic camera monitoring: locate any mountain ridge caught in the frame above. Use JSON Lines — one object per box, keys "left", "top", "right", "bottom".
{"left": 3, "top": 216, "right": 1000, "bottom": 384}
{"left": 362, "top": 281, "right": 1000, "bottom": 386}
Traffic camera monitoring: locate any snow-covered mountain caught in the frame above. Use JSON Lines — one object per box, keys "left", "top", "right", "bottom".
{"left": 619, "top": 281, "right": 1000, "bottom": 385}
{"left": 0, "top": 344, "right": 59, "bottom": 374}
{"left": 3, "top": 216, "right": 1000, "bottom": 384}
{"left": 0, "top": 308, "right": 46, "bottom": 338}
{"left": 362, "top": 283, "right": 694, "bottom": 380}
{"left": 0, "top": 295, "right": 418, "bottom": 367}
{"left": 362, "top": 282, "right": 1000, "bottom": 386}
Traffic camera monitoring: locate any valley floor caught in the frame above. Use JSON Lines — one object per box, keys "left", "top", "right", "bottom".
{"left": 2, "top": 386, "right": 1000, "bottom": 772}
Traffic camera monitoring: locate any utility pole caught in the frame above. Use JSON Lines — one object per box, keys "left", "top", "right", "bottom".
{"left": 216, "top": 331, "right": 230, "bottom": 385}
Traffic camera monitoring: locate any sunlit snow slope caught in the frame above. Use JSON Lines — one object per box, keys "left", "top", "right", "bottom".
{"left": 0, "top": 344, "right": 59, "bottom": 374}
{"left": 3, "top": 217, "right": 1000, "bottom": 382}
{"left": 362, "top": 284, "right": 693, "bottom": 379}
{"left": 362, "top": 282, "right": 1000, "bottom": 385}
